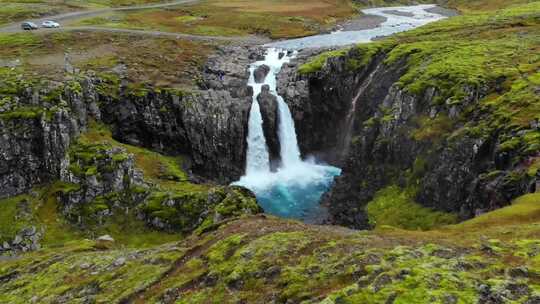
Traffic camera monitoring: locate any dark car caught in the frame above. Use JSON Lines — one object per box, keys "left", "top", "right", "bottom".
{"left": 21, "top": 22, "right": 38, "bottom": 30}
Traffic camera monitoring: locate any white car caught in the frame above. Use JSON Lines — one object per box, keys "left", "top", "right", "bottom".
{"left": 41, "top": 20, "right": 60, "bottom": 28}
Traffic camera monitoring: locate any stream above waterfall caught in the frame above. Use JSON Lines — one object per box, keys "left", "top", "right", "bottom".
{"left": 233, "top": 5, "right": 448, "bottom": 222}
{"left": 266, "top": 4, "right": 447, "bottom": 49}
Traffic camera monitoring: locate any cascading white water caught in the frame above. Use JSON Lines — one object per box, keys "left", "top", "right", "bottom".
{"left": 245, "top": 64, "right": 271, "bottom": 175}
{"left": 277, "top": 95, "right": 301, "bottom": 167}
{"left": 235, "top": 48, "right": 341, "bottom": 222}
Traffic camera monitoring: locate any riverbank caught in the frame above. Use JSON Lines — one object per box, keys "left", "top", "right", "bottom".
{"left": 338, "top": 4, "right": 458, "bottom": 32}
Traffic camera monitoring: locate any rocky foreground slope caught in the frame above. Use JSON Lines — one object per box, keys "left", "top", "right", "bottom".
{"left": 1, "top": 193, "right": 539, "bottom": 303}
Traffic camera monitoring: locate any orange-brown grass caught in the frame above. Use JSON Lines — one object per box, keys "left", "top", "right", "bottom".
{"left": 447, "top": 0, "right": 535, "bottom": 12}
{"left": 0, "top": 31, "right": 213, "bottom": 87}
{"left": 209, "top": 0, "right": 355, "bottom": 22}
{"left": 77, "top": 0, "right": 357, "bottom": 39}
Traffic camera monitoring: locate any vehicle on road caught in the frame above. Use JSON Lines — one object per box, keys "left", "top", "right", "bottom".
{"left": 21, "top": 22, "right": 38, "bottom": 30}
{"left": 41, "top": 20, "right": 60, "bottom": 28}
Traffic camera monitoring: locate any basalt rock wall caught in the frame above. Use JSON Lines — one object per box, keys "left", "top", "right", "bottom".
{"left": 278, "top": 47, "right": 537, "bottom": 229}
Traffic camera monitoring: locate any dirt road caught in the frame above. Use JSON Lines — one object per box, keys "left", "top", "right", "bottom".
{"left": 0, "top": 0, "right": 199, "bottom": 33}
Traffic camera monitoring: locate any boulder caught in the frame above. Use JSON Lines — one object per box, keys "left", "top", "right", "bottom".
{"left": 95, "top": 235, "right": 115, "bottom": 250}
{"left": 254, "top": 64, "right": 270, "bottom": 84}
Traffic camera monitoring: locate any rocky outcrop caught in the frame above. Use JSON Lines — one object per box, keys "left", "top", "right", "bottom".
{"left": 0, "top": 80, "right": 99, "bottom": 199}
{"left": 277, "top": 48, "right": 376, "bottom": 163}
{"left": 101, "top": 46, "right": 263, "bottom": 183}
{"left": 140, "top": 186, "right": 262, "bottom": 232}
{"left": 254, "top": 64, "right": 270, "bottom": 83}
{"left": 59, "top": 144, "right": 147, "bottom": 226}
{"left": 258, "top": 84, "right": 280, "bottom": 163}
{"left": 0, "top": 226, "right": 43, "bottom": 254}
{"left": 200, "top": 46, "right": 258, "bottom": 99}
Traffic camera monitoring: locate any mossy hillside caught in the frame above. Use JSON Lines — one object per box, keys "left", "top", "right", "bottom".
{"left": 0, "top": 239, "right": 187, "bottom": 304}
{"left": 2, "top": 192, "right": 538, "bottom": 303}
{"left": 0, "top": 194, "right": 36, "bottom": 244}
{"left": 72, "top": 123, "right": 261, "bottom": 233}
{"left": 0, "top": 182, "right": 180, "bottom": 249}
{"left": 298, "top": 41, "right": 394, "bottom": 75}
{"left": 0, "top": 31, "right": 212, "bottom": 89}
{"left": 366, "top": 185, "right": 458, "bottom": 230}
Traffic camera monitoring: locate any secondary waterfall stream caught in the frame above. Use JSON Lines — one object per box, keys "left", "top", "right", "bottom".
{"left": 234, "top": 5, "right": 447, "bottom": 221}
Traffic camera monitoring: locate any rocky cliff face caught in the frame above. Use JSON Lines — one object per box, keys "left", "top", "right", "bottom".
{"left": 0, "top": 46, "right": 263, "bottom": 200}
{"left": 279, "top": 44, "right": 538, "bottom": 228}
{"left": 0, "top": 81, "right": 98, "bottom": 199}
{"left": 0, "top": 46, "right": 268, "bottom": 250}
{"left": 277, "top": 48, "right": 383, "bottom": 163}
{"left": 101, "top": 46, "right": 263, "bottom": 183}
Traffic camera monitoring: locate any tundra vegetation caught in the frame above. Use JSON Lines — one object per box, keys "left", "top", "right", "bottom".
{"left": 0, "top": 0, "right": 539, "bottom": 303}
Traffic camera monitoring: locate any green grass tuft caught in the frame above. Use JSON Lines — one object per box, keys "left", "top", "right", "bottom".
{"left": 366, "top": 186, "right": 458, "bottom": 230}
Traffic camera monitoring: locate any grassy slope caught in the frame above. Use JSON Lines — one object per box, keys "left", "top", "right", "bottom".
{"left": 366, "top": 185, "right": 458, "bottom": 230}
{"left": 0, "top": 193, "right": 538, "bottom": 303}
{"left": 0, "top": 31, "right": 212, "bottom": 88}
{"left": 75, "top": 0, "right": 357, "bottom": 39}
{"left": 0, "top": 0, "right": 171, "bottom": 25}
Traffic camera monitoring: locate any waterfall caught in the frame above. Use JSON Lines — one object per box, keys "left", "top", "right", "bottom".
{"left": 245, "top": 64, "right": 271, "bottom": 175}
{"left": 277, "top": 96, "right": 301, "bottom": 167}
{"left": 235, "top": 48, "right": 341, "bottom": 222}
{"left": 340, "top": 62, "right": 383, "bottom": 159}
{"left": 244, "top": 48, "right": 296, "bottom": 173}
{"left": 233, "top": 5, "right": 447, "bottom": 221}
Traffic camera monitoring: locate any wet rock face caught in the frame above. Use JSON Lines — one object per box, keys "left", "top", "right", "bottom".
{"left": 182, "top": 90, "right": 251, "bottom": 183}
{"left": 254, "top": 64, "right": 270, "bottom": 83}
{"left": 102, "top": 89, "right": 251, "bottom": 183}
{"left": 277, "top": 48, "right": 366, "bottom": 163}
{"left": 258, "top": 84, "right": 280, "bottom": 163}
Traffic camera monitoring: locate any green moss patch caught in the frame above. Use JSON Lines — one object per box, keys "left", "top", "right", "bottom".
{"left": 366, "top": 186, "right": 458, "bottom": 230}
{"left": 298, "top": 41, "right": 393, "bottom": 75}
